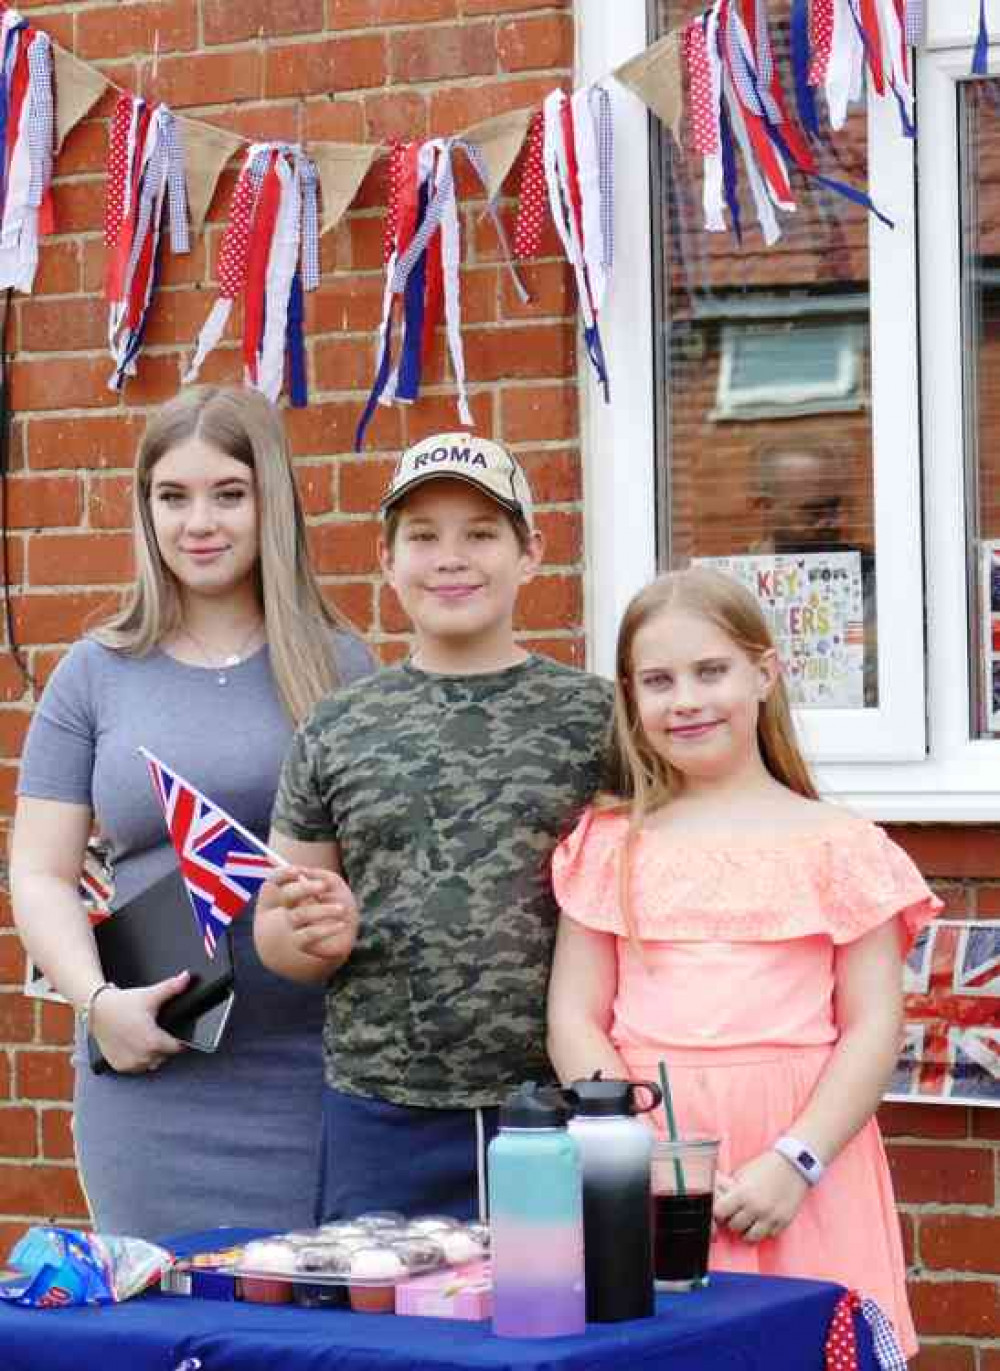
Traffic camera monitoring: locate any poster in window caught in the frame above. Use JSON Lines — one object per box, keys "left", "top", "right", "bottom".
{"left": 694, "top": 552, "right": 865, "bottom": 708}
{"left": 884, "top": 919, "right": 1000, "bottom": 1109}
{"left": 980, "top": 540, "right": 1000, "bottom": 734}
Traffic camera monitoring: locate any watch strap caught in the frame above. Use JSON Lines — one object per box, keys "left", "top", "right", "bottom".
{"left": 773, "top": 1134, "right": 824, "bottom": 1186}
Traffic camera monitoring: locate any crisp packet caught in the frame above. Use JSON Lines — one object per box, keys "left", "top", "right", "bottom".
{"left": 0, "top": 1227, "right": 171, "bottom": 1307}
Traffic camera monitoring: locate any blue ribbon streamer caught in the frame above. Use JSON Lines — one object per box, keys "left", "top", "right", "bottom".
{"left": 719, "top": 101, "right": 743, "bottom": 247}
{"left": 0, "top": 21, "right": 27, "bottom": 217}
{"left": 790, "top": 0, "right": 820, "bottom": 138}
{"left": 584, "top": 323, "right": 610, "bottom": 404}
{"left": 974, "top": 0, "right": 989, "bottom": 76}
{"left": 355, "top": 298, "right": 398, "bottom": 451}
{"left": 286, "top": 271, "right": 307, "bottom": 409}
{"left": 395, "top": 181, "right": 430, "bottom": 404}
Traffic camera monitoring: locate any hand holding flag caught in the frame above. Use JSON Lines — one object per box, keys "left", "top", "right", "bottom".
{"left": 141, "top": 748, "right": 287, "bottom": 958}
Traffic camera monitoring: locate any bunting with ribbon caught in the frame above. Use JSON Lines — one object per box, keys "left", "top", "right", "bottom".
{"left": 104, "top": 93, "right": 190, "bottom": 391}
{"left": 355, "top": 134, "right": 530, "bottom": 449}
{"left": 0, "top": 8, "right": 55, "bottom": 293}
{"left": 184, "top": 142, "right": 321, "bottom": 407}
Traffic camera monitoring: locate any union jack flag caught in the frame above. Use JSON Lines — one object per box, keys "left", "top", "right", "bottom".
{"left": 141, "top": 748, "right": 284, "bottom": 958}
{"left": 886, "top": 919, "right": 1000, "bottom": 1108}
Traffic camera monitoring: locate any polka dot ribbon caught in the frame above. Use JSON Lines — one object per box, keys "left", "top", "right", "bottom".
{"left": 513, "top": 109, "right": 545, "bottom": 258}
{"left": 684, "top": 20, "right": 720, "bottom": 157}
{"left": 808, "top": 0, "right": 834, "bottom": 87}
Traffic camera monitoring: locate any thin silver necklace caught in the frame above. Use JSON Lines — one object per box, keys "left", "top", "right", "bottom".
{"left": 179, "top": 620, "right": 264, "bottom": 686}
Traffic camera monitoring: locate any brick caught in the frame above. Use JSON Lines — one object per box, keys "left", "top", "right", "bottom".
{"left": 39, "top": 1002, "right": 75, "bottom": 1047}
{"left": 501, "top": 383, "right": 578, "bottom": 442}
{"left": 41, "top": 1108, "right": 75, "bottom": 1162}
{"left": 264, "top": 35, "right": 387, "bottom": 98}
{"left": 515, "top": 573, "right": 581, "bottom": 630}
{"left": 325, "top": 580, "right": 375, "bottom": 633}
{"left": 982, "top": 1350, "right": 1000, "bottom": 1371}
{"left": 204, "top": 0, "right": 325, "bottom": 44}
{"left": 306, "top": 276, "right": 390, "bottom": 334}
{"left": 429, "top": 76, "right": 559, "bottom": 137}
{"left": 302, "top": 98, "right": 367, "bottom": 143}
{"left": 502, "top": 260, "right": 574, "bottom": 319}
{"left": 0, "top": 1107, "right": 37, "bottom": 1159}
{"left": 210, "top": 103, "right": 301, "bottom": 143}
{"left": 27, "top": 533, "right": 134, "bottom": 588}
{"left": 0, "top": 709, "right": 29, "bottom": 760}
{"left": 30, "top": 241, "right": 82, "bottom": 296}
{"left": 456, "top": 266, "right": 500, "bottom": 325}
{"left": 390, "top": 23, "right": 495, "bottom": 83}
{"left": 463, "top": 323, "right": 576, "bottom": 380}
{"left": 462, "top": 0, "right": 570, "bottom": 11}
{"left": 11, "top": 357, "right": 111, "bottom": 413}
{"left": 363, "top": 89, "right": 430, "bottom": 143}
{"left": 117, "top": 353, "right": 182, "bottom": 406}
{"left": 14, "top": 1050, "right": 74, "bottom": 1103}
{"left": 157, "top": 239, "right": 210, "bottom": 290}
{"left": 27, "top": 414, "right": 144, "bottom": 472}
{"left": 974, "top": 885, "right": 1000, "bottom": 915}
{"left": 887, "top": 825, "right": 1000, "bottom": 881}
{"left": 535, "top": 509, "right": 581, "bottom": 564}
{"left": 497, "top": 13, "right": 572, "bottom": 72}
{"left": 0, "top": 992, "right": 33, "bottom": 1044}
{"left": 287, "top": 399, "right": 402, "bottom": 456}
{"left": 309, "top": 520, "right": 380, "bottom": 575}
{"left": 378, "top": 638, "right": 410, "bottom": 664}
{"left": 0, "top": 656, "right": 29, "bottom": 704}
{"left": 378, "top": 583, "right": 410, "bottom": 634}
{"left": 402, "top": 391, "right": 494, "bottom": 445}
{"left": 329, "top": 0, "right": 458, "bottom": 25}
{"left": 972, "top": 1110, "right": 1000, "bottom": 1141}
{"left": 5, "top": 475, "right": 83, "bottom": 530}
{"left": 313, "top": 336, "right": 379, "bottom": 392}
{"left": 339, "top": 457, "right": 396, "bottom": 514}
{"left": 921, "top": 1213, "right": 1000, "bottom": 1273}
{"left": 0, "top": 933, "right": 26, "bottom": 986}
{"left": 142, "top": 291, "right": 222, "bottom": 348}
{"left": 911, "top": 1345, "right": 976, "bottom": 1371}
{"left": 295, "top": 463, "right": 336, "bottom": 518}
{"left": 11, "top": 591, "right": 120, "bottom": 645}
{"left": 519, "top": 447, "right": 581, "bottom": 503}
{"left": 76, "top": 0, "right": 198, "bottom": 60}
{"left": 348, "top": 214, "right": 390, "bottom": 271}
{"left": 51, "top": 178, "right": 106, "bottom": 234}
{"left": 909, "top": 1279, "right": 1000, "bottom": 1339}
{"left": 878, "top": 1102, "right": 970, "bottom": 1141}
{"left": 931, "top": 883, "right": 972, "bottom": 916}
{"left": 0, "top": 1052, "right": 8, "bottom": 1101}
{"left": 524, "top": 635, "right": 583, "bottom": 667}
{"left": 886, "top": 1144, "right": 995, "bottom": 1205}
{"left": 0, "top": 1161, "right": 88, "bottom": 1219}
{"left": 30, "top": 649, "right": 67, "bottom": 693}
{"left": 154, "top": 50, "right": 264, "bottom": 109}
{"left": 0, "top": 763, "right": 16, "bottom": 813}
{"left": 89, "top": 475, "right": 134, "bottom": 531}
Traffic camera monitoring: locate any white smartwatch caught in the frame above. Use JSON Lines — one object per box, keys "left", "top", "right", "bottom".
{"left": 773, "top": 1134, "right": 824, "bottom": 1186}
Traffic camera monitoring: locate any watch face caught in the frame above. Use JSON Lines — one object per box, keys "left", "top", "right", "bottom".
{"left": 797, "top": 1150, "right": 813, "bottom": 1168}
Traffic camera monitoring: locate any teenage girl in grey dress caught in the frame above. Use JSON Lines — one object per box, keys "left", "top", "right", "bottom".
{"left": 10, "top": 385, "right": 373, "bottom": 1241}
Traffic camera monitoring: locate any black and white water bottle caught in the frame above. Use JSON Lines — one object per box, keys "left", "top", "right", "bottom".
{"left": 568, "top": 1075, "right": 662, "bottom": 1323}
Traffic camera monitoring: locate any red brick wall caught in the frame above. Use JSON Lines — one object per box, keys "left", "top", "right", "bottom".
{"left": 0, "top": 6, "right": 997, "bottom": 1369}
{"left": 0, "top": 0, "right": 579, "bottom": 1237}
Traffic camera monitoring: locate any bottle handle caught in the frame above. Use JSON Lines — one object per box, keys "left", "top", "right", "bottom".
{"left": 629, "top": 1081, "right": 663, "bottom": 1115}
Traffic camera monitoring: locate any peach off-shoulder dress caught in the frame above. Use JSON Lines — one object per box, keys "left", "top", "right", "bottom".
{"left": 552, "top": 808, "right": 943, "bottom": 1359}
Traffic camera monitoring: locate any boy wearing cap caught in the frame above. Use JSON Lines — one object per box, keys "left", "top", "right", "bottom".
{"left": 255, "top": 433, "right": 611, "bottom": 1219}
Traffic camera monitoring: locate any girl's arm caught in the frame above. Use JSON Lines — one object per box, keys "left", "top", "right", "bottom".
{"left": 715, "top": 920, "right": 903, "bottom": 1243}
{"left": 254, "top": 831, "right": 358, "bottom": 985}
{"left": 546, "top": 913, "right": 631, "bottom": 1083}
{"left": 10, "top": 797, "right": 189, "bottom": 1073}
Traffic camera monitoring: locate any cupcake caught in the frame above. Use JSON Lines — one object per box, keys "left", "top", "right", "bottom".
{"left": 240, "top": 1239, "right": 296, "bottom": 1304}
{"left": 355, "top": 1211, "right": 405, "bottom": 1234}
{"left": 389, "top": 1237, "right": 445, "bottom": 1275}
{"left": 347, "top": 1247, "right": 406, "bottom": 1314}
{"left": 405, "top": 1216, "right": 459, "bottom": 1237}
{"left": 436, "top": 1229, "right": 487, "bottom": 1266}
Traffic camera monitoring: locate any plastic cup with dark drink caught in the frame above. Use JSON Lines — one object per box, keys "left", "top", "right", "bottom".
{"left": 650, "top": 1137, "right": 718, "bottom": 1292}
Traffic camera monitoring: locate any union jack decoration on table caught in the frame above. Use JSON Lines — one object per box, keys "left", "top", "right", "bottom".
{"left": 141, "top": 748, "right": 285, "bottom": 959}
{"left": 885, "top": 919, "right": 1000, "bottom": 1108}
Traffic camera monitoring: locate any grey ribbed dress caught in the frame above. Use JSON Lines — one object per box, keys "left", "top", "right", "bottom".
{"left": 17, "top": 634, "right": 373, "bottom": 1242}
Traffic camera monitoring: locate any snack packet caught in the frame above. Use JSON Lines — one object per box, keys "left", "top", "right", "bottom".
{"left": 0, "top": 1227, "right": 171, "bottom": 1307}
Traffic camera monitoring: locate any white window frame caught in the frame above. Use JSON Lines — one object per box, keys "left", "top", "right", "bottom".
{"left": 577, "top": 0, "right": 927, "bottom": 792}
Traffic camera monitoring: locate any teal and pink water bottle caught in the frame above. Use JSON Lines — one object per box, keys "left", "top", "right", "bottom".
{"left": 488, "top": 1083, "right": 586, "bottom": 1338}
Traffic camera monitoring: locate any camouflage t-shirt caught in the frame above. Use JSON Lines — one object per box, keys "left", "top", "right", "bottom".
{"left": 271, "top": 655, "right": 613, "bottom": 1108}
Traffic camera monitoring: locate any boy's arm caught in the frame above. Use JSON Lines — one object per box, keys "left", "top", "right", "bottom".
{"left": 254, "top": 832, "right": 358, "bottom": 986}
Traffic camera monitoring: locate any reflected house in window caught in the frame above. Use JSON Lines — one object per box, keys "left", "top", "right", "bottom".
{"left": 652, "top": 2, "right": 878, "bottom": 709}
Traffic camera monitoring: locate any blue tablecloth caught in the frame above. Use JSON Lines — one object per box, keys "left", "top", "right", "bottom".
{"left": 1, "top": 1268, "right": 877, "bottom": 1371}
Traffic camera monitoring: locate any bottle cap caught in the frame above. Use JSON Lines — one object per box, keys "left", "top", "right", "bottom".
{"left": 569, "top": 1073, "right": 662, "bottom": 1117}
{"left": 499, "top": 1081, "right": 575, "bottom": 1129}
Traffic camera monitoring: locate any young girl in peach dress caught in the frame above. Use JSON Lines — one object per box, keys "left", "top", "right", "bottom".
{"left": 547, "top": 567, "right": 940, "bottom": 1360}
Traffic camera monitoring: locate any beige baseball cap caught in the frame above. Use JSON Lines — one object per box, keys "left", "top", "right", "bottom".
{"left": 380, "top": 432, "right": 535, "bottom": 530}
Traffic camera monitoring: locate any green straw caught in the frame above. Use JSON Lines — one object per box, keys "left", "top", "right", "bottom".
{"left": 657, "top": 1059, "right": 687, "bottom": 1196}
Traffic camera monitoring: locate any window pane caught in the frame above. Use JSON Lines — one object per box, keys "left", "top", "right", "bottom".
{"left": 650, "top": 0, "right": 878, "bottom": 709}
{"left": 960, "top": 80, "right": 1000, "bottom": 738}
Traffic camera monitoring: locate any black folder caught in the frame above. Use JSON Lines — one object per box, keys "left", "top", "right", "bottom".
{"left": 88, "top": 866, "right": 234, "bottom": 1073}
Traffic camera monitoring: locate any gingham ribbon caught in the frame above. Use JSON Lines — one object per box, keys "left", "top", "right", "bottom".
{"left": 297, "top": 151, "right": 320, "bottom": 290}
{"left": 25, "top": 30, "right": 52, "bottom": 210}
{"left": 590, "top": 84, "right": 613, "bottom": 273}
{"left": 825, "top": 1292, "right": 907, "bottom": 1371}
{"left": 859, "top": 1298, "right": 907, "bottom": 1371}
{"left": 904, "top": 0, "right": 924, "bottom": 47}
{"left": 161, "top": 109, "right": 189, "bottom": 255}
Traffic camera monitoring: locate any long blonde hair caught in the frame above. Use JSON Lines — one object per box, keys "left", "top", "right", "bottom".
{"left": 91, "top": 385, "right": 359, "bottom": 725}
{"left": 604, "top": 567, "right": 818, "bottom": 936}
